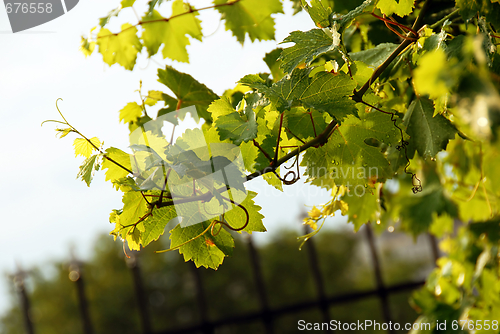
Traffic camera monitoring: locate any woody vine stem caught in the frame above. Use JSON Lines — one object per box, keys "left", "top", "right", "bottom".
{"left": 46, "top": 0, "right": 439, "bottom": 251}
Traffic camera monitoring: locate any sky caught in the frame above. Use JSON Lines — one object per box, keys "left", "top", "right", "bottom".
{"left": 0, "top": 0, "right": 349, "bottom": 313}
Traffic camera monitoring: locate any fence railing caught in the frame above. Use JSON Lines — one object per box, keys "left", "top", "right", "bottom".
{"left": 12, "top": 223, "right": 438, "bottom": 334}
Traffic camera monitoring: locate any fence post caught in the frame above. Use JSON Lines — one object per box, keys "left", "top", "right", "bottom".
{"left": 246, "top": 235, "right": 274, "bottom": 334}
{"left": 303, "top": 225, "right": 332, "bottom": 333}
{"left": 126, "top": 254, "right": 153, "bottom": 334}
{"left": 364, "top": 224, "right": 394, "bottom": 334}
{"left": 428, "top": 233, "right": 440, "bottom": 265}
{"left": 190, "top": 263, "right": 214, "bottom": 334}
{"left": 13, "top": 268, "right": 35, "bottom": 334}
{"left": 69, "top": 260, "right": 94, "bottom": 334}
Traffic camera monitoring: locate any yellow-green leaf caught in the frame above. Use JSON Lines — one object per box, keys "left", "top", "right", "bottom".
{"left": 120, "top": 191, "right": 148, "bottom": 228}
{"left": 121, "top": 0, "right": 135, "bottom": 8}
{"left": 141, "top": 0, "right": 202, "bottom": 63}
{"left": 413, "top": 49, "right": 458, "bottom": 100}
{"left": 214, "top": 0, "right": 283, "bottom": 44}
{"left": 376, "top": 0, "right": 414, "bottom": 17}
{"left": 77, "top": 154, "right": 100, "bottom": 187}
{"left": 141, "top": 206, "right": 177, "bottom": 247}
{"left": 169, "top": 219, "right": 235, "bottom": 269}
{"left": 73, "top": 137, "right": 101, "bottom": 158}
{"left": 102, "top": 147, "right": 132, "bottom": 182}
{"left": 119, "top": 102, "right": 143, "bottom": 124}
{"left": 97, "top": 23, "right": 142, "bottom": 70}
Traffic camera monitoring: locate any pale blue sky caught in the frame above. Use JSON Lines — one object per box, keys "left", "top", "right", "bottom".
{"left": 0, "top": 0, "right": 348, "bottom": 313}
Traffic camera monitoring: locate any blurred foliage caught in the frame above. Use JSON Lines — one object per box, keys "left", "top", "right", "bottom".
{"left": 1, "top": 228, "right": 430, "bottom": 334}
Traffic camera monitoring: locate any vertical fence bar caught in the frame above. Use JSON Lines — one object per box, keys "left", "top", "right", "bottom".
{"left": 69, "top": 261, "right": 94, "bottom": 334}
{"left": 127, "top": 254, "right": 153, "bottom": 334}
{"left": 303, "top": 225, "right": 332, "bottom": 333}
{"left": 190, "top": 263, "right": 214, "bottom": 334}
{"left": 364, "top": 224, "right": 394, "bottom": 334}
{"left": 428, "top": 233, "right": 440, "bottom": 265}
{"left": 13, "top": 270, "right": 35, "bottom": 334}
{"left": 246, "top": 235, "right": 274, "bottom": 334}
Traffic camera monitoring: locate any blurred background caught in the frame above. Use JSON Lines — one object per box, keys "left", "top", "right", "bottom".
{"left": 1, "top": 221, "right": 438, "bottom": 334}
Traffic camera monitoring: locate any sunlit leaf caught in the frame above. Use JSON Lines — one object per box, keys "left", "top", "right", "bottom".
{"left": 119, "top": 102, "right": 143, "bottom": 124}
{"left": 77, "top": 154, "right": 100, "bottom": 187}
{"left": 169, "top": 219, "right": 235, "bottom": 269}
{"left": 279, "top": 29, "right": 335, "bottom": 75}
{"left": 141, "top": 1, "right": 202, "bottom": 63}
{"left": 404, "top": 98, "right": 457, "bottom": 160}
{"left": 97, "top": 24, "right": 142, "bottom": 70}
{"left": 73, "top": 137, "right": 101, "bottom": 158}
{"left": 376, "top": 0, "right": 414, "bottom": 17}
{"left": 102, "top": 147, "right": 132, "bottom": 182}
{"left": 214, "top": 0, "right": 283, "bottom": 44}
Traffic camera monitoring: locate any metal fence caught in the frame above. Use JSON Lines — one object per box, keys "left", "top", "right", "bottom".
{"left": 12, "top": 224, "right": 439, "bottom": 334}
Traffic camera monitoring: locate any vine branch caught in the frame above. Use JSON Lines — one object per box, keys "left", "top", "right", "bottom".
{"left": 70, "top": 0, "right": 436, "bottom": 214}
{"left": 96, "top": 0, "right": 242, "bottom": 39}
{"left": 353, "top": 0, "right": 431, "bottom": 101}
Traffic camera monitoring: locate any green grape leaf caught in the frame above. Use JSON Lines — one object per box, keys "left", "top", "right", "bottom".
{"left": 210, "top": 97, "right": 258, "bottom": 145}
{"left": 77, "top": 154, "right": 100, "bottom": 187}
{"left": 330, "top": 0, "right": 375, "bottom": 32}
{"left": 169, "top": 220, "right": 235, "bottom": 269}
{"left": 277, "top": 70, "right": 357, "bottom": 120}
{"left": 376, "top": 0, "right": 414, "bottom": 17}
{"left": 285, "top": 107, "right": 327, "bottom": 141}
{"left": 239, "top": 140, "right": 259, "bottom": 171}
{"left": 224, "top": 191, "right": 266, "bottom": 233}
{"left": 239, "top": 74, "right": 279, "bottom": 106}
{"left": 300, "top": 0, "right": 332, "bottom": 28}
{"left": 157, "top": 66, "right": 219, "bottom": 122}
{"left": 400, "top": 186, "right": 458, "bottom": 236}
{"left": 73, "top": 137, "right": 101, "bottom": 158}
{"left": 109, "top": 209, "right": 122, "bottom": 241}
{"left": 120, "top": 191, "right": 149, "bottom": 228}
{"left": 279, "top": 29, "right": 336, "bottom": 75}
{"left": 240, "top": 69, "right": 357, "bottom": 120}
{"left": 80, "top": 35, "right": 96, "bottom": 57}
{"left": 173, "top": 3, "right": 203, "bottom": 42}
{"left": 429, "top": 213, "right": 454, "bottom": 238}
{"left": 347, "top": 61, "right": 374, "bottom": 89}
{"left": 302, "top": 110, "right": 401, "bottom": 187}
{"left": 112, "top": 177, "right": 140, "bottom": 192}
{"left": 126, "top": 227, "right": 142, "bottom": 251}
{"left": 97, "top": 24, "right": 142, "bottom": 70}
{"left": 146, "top": 0, "right": 167, "bottom": 15}
{"left": 263, "top": 172, "right": 283, "bottom": 191}
{"left": 102, "top": 147, "right": 132, "bottom": 182}
{"left": 469, "top": 218, "right": 500, "bottom": 243}
{"left": 413, "top": 49, "right": 459, "bottom": 100}
{"left": 99, "top": 7, "right": 121, "bottom": 27}
{"left": 141, "top": 1, "right": 202, "bottom": 62}
{"left": 453, "top": 186, "right": 492, "bottom": 222}
{"left": 456, "top": 0, "right": 500, "bottom": 26}
{"left": 264, "top": 48, "right": 285, "bottom": 82}
{"left": 121, "top": 0, "right": 135, "bottom": 8}
{"left": 240, "top": 127, "right": 281, "bottom": 191}
{"left": 214, "top": 0, "right": 283, "bottom": 44}
{"left": 141, "top": 206, "right": 177, "bottom": 246}
{"left": 55, "top": 128, "right": 73, "bottom": 139}
{"left": 291, "top": 0, "right": 302, "bottom": 13}
{"left": 342, "top": 191, "right": 378, "bottom": 231}
{"left": 350, "top": 43, "right": 399, "bottom": 68}
{"left": 147, "top": 90, "right": 165, "bottom": 103}
{"left": 119, "top": 102, "right": 143, "bottom": 124}
{"left": 254, "top": 134, "right": 277, "bottom": 170}
{"left": 404, "top": 98, "right": 457, "bottom": 160}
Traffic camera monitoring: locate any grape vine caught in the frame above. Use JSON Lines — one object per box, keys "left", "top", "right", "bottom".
{"left": 46, "top": 0, "right": 500, "bottom": 329}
